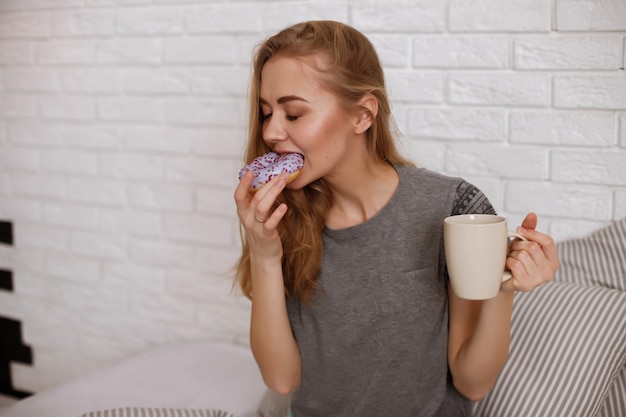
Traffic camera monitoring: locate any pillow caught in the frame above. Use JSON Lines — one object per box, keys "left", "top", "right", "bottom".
{"left": 598, "top": 365, "right": 626, "bottom": 417}
{"left": 554, "top": 218, "right": 626, "bottom": 291}
{"left": 79, "top": 408, "right": 237, "bottom": 417}
{"left": 473, "top": 281, "right": 626, "bottom": 417}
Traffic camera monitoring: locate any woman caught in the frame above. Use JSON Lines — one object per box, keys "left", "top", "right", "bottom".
{"left": 234, "top": 20, "right": 559, "bottom": 417}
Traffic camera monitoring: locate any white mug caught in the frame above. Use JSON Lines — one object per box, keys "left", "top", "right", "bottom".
{"left": 444, "top": 214, "right": 526, "bottom": 300}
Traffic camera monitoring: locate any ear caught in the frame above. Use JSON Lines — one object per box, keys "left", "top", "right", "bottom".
{"left": 353, "top": 94, "right": 378, "bottom": 135}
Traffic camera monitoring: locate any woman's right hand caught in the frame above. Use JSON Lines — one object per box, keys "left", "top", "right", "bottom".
{"left": 234, "top": 171, "right": 290, "bottom": 261}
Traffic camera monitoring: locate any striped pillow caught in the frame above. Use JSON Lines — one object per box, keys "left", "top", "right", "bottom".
{"left": 554, "top": 218, "right": 626, "bottom": 291}
{"left": 473, "top": 281, "right": 626, "bottom": 417}
{"left": 80, "top": 408, "right": 237, "bottom": 417}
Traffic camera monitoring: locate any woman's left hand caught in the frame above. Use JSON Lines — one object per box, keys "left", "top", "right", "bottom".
{"left": 501, "top": 212, "right": 560, "bottom": 292}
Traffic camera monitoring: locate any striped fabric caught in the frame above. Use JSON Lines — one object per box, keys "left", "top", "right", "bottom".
{"left": 80, "top": 408, "right": 237, "bottom": 417}
{"left": 474, "top": 218, "right": 626, "bottom": 417}
{"left": 555, "top": 218, "right": 626, "bottom": 291}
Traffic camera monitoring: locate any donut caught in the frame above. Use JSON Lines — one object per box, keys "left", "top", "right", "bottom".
{"left": 238, "top": 152, "right": 304, "bottom": 191}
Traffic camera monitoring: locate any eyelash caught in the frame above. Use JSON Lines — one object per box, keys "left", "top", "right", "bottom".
{"left": 261, "top": 113, "right": 299, "bottom": 122}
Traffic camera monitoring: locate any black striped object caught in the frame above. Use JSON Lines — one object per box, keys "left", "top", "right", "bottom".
{"left": 474, "top": 218, "right": 626, "bottom": 417}
{"left": 80, "top": 408, "right": 237, "bottom": 417}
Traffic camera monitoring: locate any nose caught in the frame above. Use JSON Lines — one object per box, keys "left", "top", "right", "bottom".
{"left": 262, "top": 116, "right": 288, "bottom": 146}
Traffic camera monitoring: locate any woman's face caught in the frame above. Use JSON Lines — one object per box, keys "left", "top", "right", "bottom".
{"left": 259, "top": 54, "right": 360, "bottom": 189}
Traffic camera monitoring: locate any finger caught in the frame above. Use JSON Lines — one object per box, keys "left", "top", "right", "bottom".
{"left": 262, "top": 203, "right": 288, "bottom": 230}
{"left": 234, "top": 171, "right": 254, "bottom": 205}
{"left": 251, "top": 173, "right": 289, "bottom": 223}
{"left": 521, "top": 212, "right": 538, "bottom": 230}
{"left": 514, "top": 227, "right": 559, "bottom": 273}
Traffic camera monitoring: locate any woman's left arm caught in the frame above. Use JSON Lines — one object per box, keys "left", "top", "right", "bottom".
{"left": 447, "top": 212, "right": 560, "bottom": 401}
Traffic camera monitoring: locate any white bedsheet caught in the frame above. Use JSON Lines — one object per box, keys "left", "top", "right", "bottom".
{"left": 1, "top": 341, "right": 266, "bottom": 417}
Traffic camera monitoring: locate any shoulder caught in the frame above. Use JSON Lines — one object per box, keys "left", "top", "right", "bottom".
{"left": 397, "top": 164, "right": 464, "bottom": 193}
{"left": 395, "top": 164, "right": 496, "bottom": 215}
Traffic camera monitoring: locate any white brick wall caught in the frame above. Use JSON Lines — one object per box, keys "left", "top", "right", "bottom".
{"left": 0, "top": 0, "right": 624, "bottom": 393}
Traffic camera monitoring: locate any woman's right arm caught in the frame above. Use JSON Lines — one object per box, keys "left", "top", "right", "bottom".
{"left": 234, "top": 171, "right": 302, "bottom": 394}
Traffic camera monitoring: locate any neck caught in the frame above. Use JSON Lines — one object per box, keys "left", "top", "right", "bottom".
{"left": 325, "top": 159, "right": 399, "bottom": 230}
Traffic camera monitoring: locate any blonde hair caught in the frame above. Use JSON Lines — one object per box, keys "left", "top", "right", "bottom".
{"left": 235, "top": 20, "right": 412, "bottom": 303}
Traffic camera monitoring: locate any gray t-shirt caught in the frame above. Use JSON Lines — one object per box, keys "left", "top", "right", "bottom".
{"left": 287, "top": 165, "right": 495, "bottom": 417}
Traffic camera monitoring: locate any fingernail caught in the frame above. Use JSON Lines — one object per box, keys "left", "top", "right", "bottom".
{"left": 517, "top": 226, "right": 527, "bottom": 234}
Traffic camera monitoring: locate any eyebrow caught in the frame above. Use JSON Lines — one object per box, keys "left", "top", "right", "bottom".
{"left": 259, "top": 95, "right": 309, "bottom": 105}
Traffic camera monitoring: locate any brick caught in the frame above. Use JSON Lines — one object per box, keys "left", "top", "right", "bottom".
{"left": 64, "top": 283, "right": 129, "bottom": 311}
{"left": 261, "top": 2, "right": 349, "bottom": 32}
{"left": 618, "top": 114, "right": 626, "bottom": 148}
{"left": 515, "top": 35, "right": 622, "bottom": 70}
{"left": 7, "top": 122, "right": 122, "bottom": 149}
{"left": 413, "top": 36, "right": 509, "bottom": 69}
{"left": 616, "top": 190, "right": 626, "bottom": 219}
{"left": 42, "top": 202, "right": 99, "bottom": 229}
{"left": 0, "top": 147, "right": 39, "bottom": 170}
{"left": 78, "top": 333, "right": 130, "bottom": 359}
{"left": 10, "top": 173, "right": 65, "bottom": 199}
{"left": 99, "top": 153, "right": 163, "bottom": 180}
{"left": 37, "top": 40, "right": 96, "bottom": 64}
{"left": 70, "top": 231, "right": 128, "bottom": 260}
{"left": 2, "top": 68, "right": 59, "bottom": 92}
{"left": 129, "top": 238, "right": 196, "bottom": 268}
{"left": 115, "top": 7, "right": 183, "bottom": 35}
{"left": 369, "top": 35, "right": 410, "bottom": 68}
{"left": 103, "top": 262, "right": 165, "bottom": 291}
{"left": 66, "top": 178, "right": 127, "bottom": 206}
{"left": 196, "top": 187, "right": 236, "bottom": 217}
{"left": 0, "top": 12, "right": 50, "bottom": 38}
{"left": 556, "top": 0, "right": 626, "bottom": 31}
{"left": 46, "top": 252, "right": 100, "bottom": 283}
{"left": 165, "top": 156, "right": 238, "bottom": 188}
{"left": 128, "top": 183, "right": 194, "bottom": 211}
{"left": 185, "top": 3, "right": 263, "bottom": 33}
{"left": 505, "top": 181, "right": 611, "bottom": 220}
{"left": 40, "top": 96, "right": 97, "bottom": 121}
{"left": 130, "top": 290, "right": 195, "bottom": 324}
{"left": 123, "top": 68, "right": 188, "bottom": 95}
{"left": 15, "top": 224, "right": 69, "bottom": 250}
{"left": 195, "top": 246, "right": 240, "bottom": 275}
{"left": 449, "top": 0, "right": 550, "bottom": 32}
{"left": 0, "top": 197, "right": 41, "bottom": 222}
{"left": 187, "top": 67, "right": 248, "bottom": 96}
{"left": 0, "top": 95, "right": 37, "bottom": 118}
{"left": 59, "top": 68, "right": 123, "bottom": 93}
{"left": 192, "top": 126, "right": 246, "bottom": 158}
{"left": 549, "top": 219, "right": 612, "bottom": 243}
{"left": 385, "top": 70, "right": 444, "bottom": 103}
{"left": 162, "top": 36, "right": 238, "bottom": 64}
{"left": 551, "top": 149, "right": 626, "bottom": 185}
{"left": 100, "top": 208, "right": 162, "bottom": 237}
{"left": 509, "top": 111, "right": 615, "bottom": 146}
{"left": 0, "top": 41, "right": 34, "bottom": 64}
{"left": 554, "top": 74, "right": 626, "bottom": 109}
{"left": 406, "top": 139, "right": 446, "bottom": 172}
{"left": 407, "top": 107, "right": 505, "bottom": 141}
{"left": 445, "top": 144, "right": 547, "bottom": 180}
{"left": 52, "top": 10, "right": 115, "bottom": 36}
{"left": 163, "top": 213, "right": 233, "bottom": 246}
{"left": 40, "top": 149, "right": 98, "bottom": 175}
{"left": 449, "top": 73, "right": 550, "bottom": 107}
{"left": 196, "top": 298, "right": 250, "bottom": 338}
{"left": 97, "top": 38, "right": 160, "bottom": 64}
{"left": 164, "top": 268, "right": 230, "bottom": 300}
{"left": 98, "top": 97, "right": 162, "bottom": 122}
{"left": 163, "top": 98, "right": 244, "bottom": 126}
{"left": 352, "top": 0, "right": 444, "bottom": 32}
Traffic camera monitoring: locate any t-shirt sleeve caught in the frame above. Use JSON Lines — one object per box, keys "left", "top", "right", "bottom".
{"left": 450, "top": 181, "right": 496, "bottom": 216}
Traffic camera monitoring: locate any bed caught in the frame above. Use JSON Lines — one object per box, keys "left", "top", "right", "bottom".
{"left": 3, "top": 219, "right": 625, "bottom": 417}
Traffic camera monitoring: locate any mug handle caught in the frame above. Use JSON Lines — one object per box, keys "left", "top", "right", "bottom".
{"left": 501, "top": 231, "right": 527, "bottom": 282}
